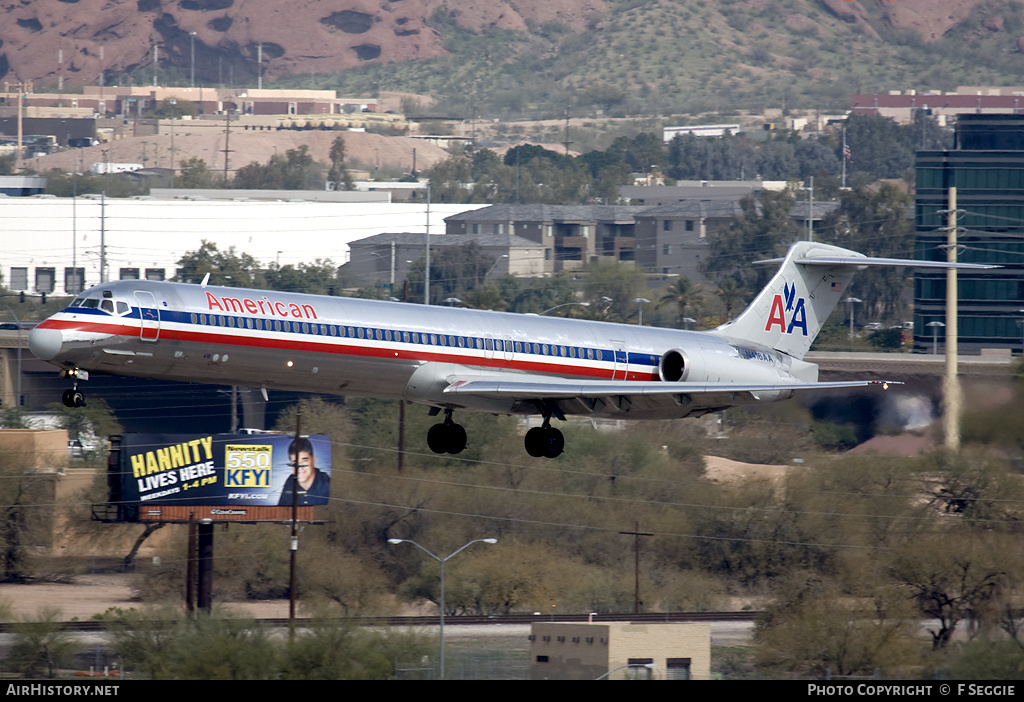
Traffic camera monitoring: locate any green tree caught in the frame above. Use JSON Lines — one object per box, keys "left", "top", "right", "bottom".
{"left": 460, "top": 283, "right": 507, "bottom": 311}
{"left": 888, "top": 532, "right": 1008, "bottom": 650}
{"left": 233, "top": 145, "right": 323, "bottom": 190}
{"left": 843, "top": 113, "right": 915, "bottom": 185}
{"left": 922, "top": 450, "right": 1024, "bottom": 525}
{"left": 657, "top": 277, "right": 704, "bottom": 328}
{"left": 280, "top": 617, "right": 431, "bottom": 680}
{"left": 754, "top": 576, "right": 919, "bottom": 678}
{"left": 714, "top": 277, "right": 748, "bottom": 322}
{"left": 45, "top": 397, "right": 122, "bottom": 449}
{"left": 327, "top": 135, "right": 354, "bottom": 191}
{"left": 405, "top": 242, "right": 496, "bottom": 305}
{"left": 264, "top": 259, "right": 342, "bottom": 295}
{"left": 818, "top": 184, "right": 915, "bottom": 322}
{"left": 581, "top": 258, "right": 646, "bottom": 322}
{"left": 174, "top": 241, "right": 263, "bottom": 287}
{"left": 178, "top": 157, "right": 214, "bottom": 189}
{"left": 703, "top": 190, "right": 799, "bottom": 292}
{"left": 43, "top": 170, "right": 146, "bottom": 198}
{"left": 8, "top": 606, "right": 79, "bottom": 678}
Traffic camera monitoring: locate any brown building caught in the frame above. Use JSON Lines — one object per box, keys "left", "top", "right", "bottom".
{"left": 345, "top": 230, "right": 549, "bottom": 291}
{"left": 445, "top": 204, "right": 646, "bottom": 273}
{"left": 633, "top": 199, "right": 748, "bottom": 281}
{"left": 0, "top": 429, "right": 92, "bottom": 554}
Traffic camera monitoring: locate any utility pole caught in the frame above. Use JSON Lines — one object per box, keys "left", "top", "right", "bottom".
{"left": 221, "top": 112, "right": 233, "bottom": 184}
{"left": 943, "top": 187, "right": 961, "bottom": 452}
{"left": 619, "top": 521, "right": 653, "bottom": 614}
{"left": 424, "top": 183, "right": 431, "bottom": 305}
{"left": 15, "top": 81, "right": 24, "bottom": 173}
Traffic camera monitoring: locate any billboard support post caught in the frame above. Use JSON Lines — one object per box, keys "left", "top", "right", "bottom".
{"left": 289, "top": 410, "right": 302, "bottom": 640}
{"left": 197, "top": 519, "right": 214, "bottom": 614}
{"left": 186, "top": 512, "right": 197, "bottom": 614}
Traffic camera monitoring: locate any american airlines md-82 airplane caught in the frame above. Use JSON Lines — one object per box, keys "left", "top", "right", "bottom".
{"left": 28, "top": 241, "right": 990, "bottom": 458}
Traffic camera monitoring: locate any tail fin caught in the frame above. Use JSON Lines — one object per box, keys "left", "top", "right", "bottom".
{"left": 710, "top": 240, "right": 999, "bottom": 360}
{"left": 710, "top": 241, "right": 864, "bottom": 360}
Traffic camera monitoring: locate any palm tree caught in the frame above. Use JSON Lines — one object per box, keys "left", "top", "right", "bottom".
{"left": 714, "top": 277, "right": 748, "bottom": 322}
{"left": 657, "top": 278, "right": 703, "bottom": 329}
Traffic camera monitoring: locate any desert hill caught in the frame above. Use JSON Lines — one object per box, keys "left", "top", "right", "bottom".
{"left": 2, "top": 0, "right": 1020, "bottom": 119}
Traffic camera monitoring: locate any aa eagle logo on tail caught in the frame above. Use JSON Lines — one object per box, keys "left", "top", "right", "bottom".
{"left": 765, "top": 282, "right": 808, "bottom": 336}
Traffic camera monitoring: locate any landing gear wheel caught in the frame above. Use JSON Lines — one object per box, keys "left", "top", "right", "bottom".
{"left": 427, "top": 420, "right": 468, "bottom": 455}
{"left": 524, "top": 426, "right": 564, "bottom": 458}
{"left": 62, "top": 389, "right": 85, "bottom": 408}
{"left": 542, "top": 427, "right": 564, "bottom": 458}
{"left": 524, "top": 427, "right": 546, "bottom": 458}
{"left": 427, "top": 423, "right": 449, "bottom": 454}
{"left": 446, "top": 423, "right": 467, "bottom": 454}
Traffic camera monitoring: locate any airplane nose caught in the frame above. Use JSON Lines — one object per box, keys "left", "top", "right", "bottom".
{"left": 29, "top": 327, "right": 64, "bottom": 361}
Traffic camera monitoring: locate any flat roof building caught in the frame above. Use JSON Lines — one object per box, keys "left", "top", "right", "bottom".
{"left": 530, "top": 621, "right": 711, "bottom": 680}
{"left": 914, "top": 114, "right": 1024, "bottom": 354}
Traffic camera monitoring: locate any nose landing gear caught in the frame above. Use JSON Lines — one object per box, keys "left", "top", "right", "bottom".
{"left": 60, "top": 368, "right": 86, "bottom": 408}
{"left": 61, "top": 388, "right": 85, "bottom": 408}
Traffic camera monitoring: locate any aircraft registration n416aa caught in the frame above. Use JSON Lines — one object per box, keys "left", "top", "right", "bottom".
{"left": 29, "top": 242, "right": 994, "bottom": 458}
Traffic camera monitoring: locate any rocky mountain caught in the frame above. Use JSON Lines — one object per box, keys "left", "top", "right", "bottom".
{"left": 0, "top": 0, "right": 604, "bottom": 88}
{"left": 2, "top": 0, "right": 1021, "bottom": 116}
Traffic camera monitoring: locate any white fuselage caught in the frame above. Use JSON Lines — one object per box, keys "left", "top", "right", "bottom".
{"left": 30, "top": 280, "right": 807, "bottom": 420}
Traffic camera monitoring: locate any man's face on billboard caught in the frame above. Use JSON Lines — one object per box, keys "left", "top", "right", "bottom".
{"left": 292, "top": 450, "right": 315, "bottom": 486}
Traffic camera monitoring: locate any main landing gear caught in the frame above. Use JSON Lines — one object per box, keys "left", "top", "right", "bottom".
{"left": 524, "top": 420, "right": 564, "bottom": 459}
{"left": 427, "top": 409, "right": 468, "bottom": 455}
{"left": 424, "top": 409, "right": 564, "bottom": 459}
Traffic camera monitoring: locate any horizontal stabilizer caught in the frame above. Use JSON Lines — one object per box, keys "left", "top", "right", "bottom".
{"left": 754, "top": 255, "right": 999, "bottom": 270}
{"left": 794, "top": 255, "right": 998, "bottom": 270}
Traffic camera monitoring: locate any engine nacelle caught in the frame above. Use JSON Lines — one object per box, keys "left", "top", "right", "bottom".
{"left": 658, "top": 348, "right": 706, "bottom": 383}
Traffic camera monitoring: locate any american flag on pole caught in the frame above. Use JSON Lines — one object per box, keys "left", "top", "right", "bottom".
{"left": 843, "top": 143, "right": 852, "bottom": 161}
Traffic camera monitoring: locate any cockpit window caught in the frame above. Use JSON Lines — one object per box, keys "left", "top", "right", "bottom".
{"left": 74, "top": 289, "right": 131, "bottom": 316}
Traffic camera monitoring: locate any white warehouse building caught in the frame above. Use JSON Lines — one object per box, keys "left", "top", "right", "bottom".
{"left": 0, "top": 196, "right": 482, "bottom": 295}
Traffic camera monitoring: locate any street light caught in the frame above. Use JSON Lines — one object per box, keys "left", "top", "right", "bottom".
{"left": 844, "top": 297, "right": 862, "bottom": 340}
{"left": 388, "top": 537, "right": 498, "bottom": 679}
{"left": 633, "top": 297, "right": 650, "bottom": 326}
{"left": 486, "top": 254, "right": 508, "bottom": 278}
{"left": 539, "top": 302, "right": 589, "bottom": 316}
{"left": 926, "top": 320, "right": 945, "bottom": 356}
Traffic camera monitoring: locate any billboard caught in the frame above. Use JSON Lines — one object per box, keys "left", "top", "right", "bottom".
{"left": 117, "top": 432, "right": 331, "bottom": 511}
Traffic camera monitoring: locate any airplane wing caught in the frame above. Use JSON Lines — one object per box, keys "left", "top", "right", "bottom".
{"left": 443, "top": 375, "right": 896, "bottom": 416}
